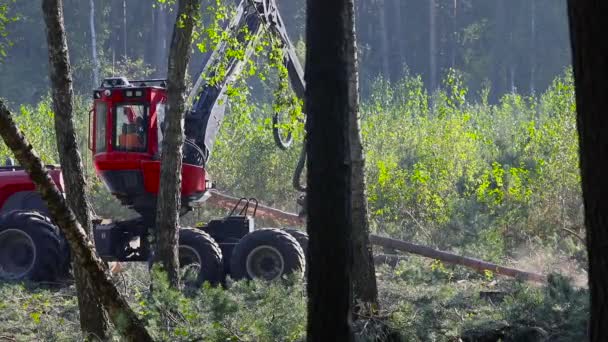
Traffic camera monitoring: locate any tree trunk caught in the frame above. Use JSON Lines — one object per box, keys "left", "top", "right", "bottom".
{"left": 377, "top": 0, "right": 390, "bottom": 79}
{"left": 122, "top": 0, "right": 127, "bottom": 59}
{"left": 155, "top": 3, "right": 169, "bottom": 77}
{"left": 451, "top": 0, "right": 458, "bottom": 69}
{"left": 305, "top": 0, "right": 355, "bottom": 339}
{"left": 349, "top": 27, "right": 379, "bottom": 310}
{"left": 429, "top": 0, "right": 437, "bottom": 92}
{"left": 89, "top": 0, "right": 99, "bottom": 87}
{"left": 205, "top": 190, "right": 547, "bottom": 283}
{"left": 369, "top": 235, "right": 546, "bottom": 283}
{"left": 567, "top": 2, "right": 608, "bottom": 340}
{"left": 110, "top": 0, "right": 122, "bottom": 62}
{"left": 491, "top": 0, "right": 506, "bottom": 101}
{"left": 529, "top": 0, "right": 536, "bottom": 94}
{"left": 41, "top": 0, "right": 108, "bottom": 338}
{"left": 0, "top": 101, "right": 153, "bottom": 341}
{"left": 155, "top": 0, "right": 200, "bottom": 288}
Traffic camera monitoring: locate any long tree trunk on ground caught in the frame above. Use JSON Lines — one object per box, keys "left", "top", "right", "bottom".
{"left": 567, "top": 2, "right": 608, "bottom": 340}
{"left": 0, "top": 102, "right": 153, "bottom": 341}
{"left": 349, "top": 18, "right": 379, "bottom": 310}
{"left": 41, "top": 0, "right": 108, "bottom": 338}
{"left": 305, "top": 0, "right": 355, "bottom": 339}
{"left": 155, "top": 0, "right": 200, "bottom": 288}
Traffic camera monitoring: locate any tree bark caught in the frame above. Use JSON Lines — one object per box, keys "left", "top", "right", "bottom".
{"left": 305, "top": 0, "right": 355, "bottom": 339}
{"left": 155, "top": 0, "right": 200, "bottom": 288}
{"left": 0, "top": 101, "right": 153, "bottom": 341}
{"left": 349, "top": 18, "right": 379, "bottom": 310}
{"left": 41, "top": 0, "right": 108, "bottom": 338}
{"left": 567, "top": 2, "right": 608, "bottom": 340}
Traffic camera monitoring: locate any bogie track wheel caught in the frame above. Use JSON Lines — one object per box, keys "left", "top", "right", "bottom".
{"left": 179, "top": 228, "right": 223, "bottom": 288}
{"left": 0, "top": 210, "right": 69, "bottom": 282}
{"left": 230, "top": 228, "right": 305, "bottom": 281}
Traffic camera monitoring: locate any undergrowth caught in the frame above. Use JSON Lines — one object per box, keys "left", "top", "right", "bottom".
{"left": 0, "top": 259, "right": 588, "bottom": 341}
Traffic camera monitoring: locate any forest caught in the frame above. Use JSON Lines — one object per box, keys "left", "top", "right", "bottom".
{"left": 0, "top": 0, "right": 603, "bottom": 341}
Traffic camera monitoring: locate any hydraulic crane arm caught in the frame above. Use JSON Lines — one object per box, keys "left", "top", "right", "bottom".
{"left": 184, "top": 0, "right": 305, "bottom": 165}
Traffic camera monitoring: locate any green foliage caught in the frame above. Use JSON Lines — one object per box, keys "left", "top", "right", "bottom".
{"left": 0, "top": 0, "right": 18, "bottom": 61}
{"left": 0, "top": 98, "right": 58, "bottom": 164}
{"left": 0, "top": 261, "right": 588, "bottom": 341}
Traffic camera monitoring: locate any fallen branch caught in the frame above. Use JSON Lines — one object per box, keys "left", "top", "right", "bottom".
{"left": 205, "top": 191, "right": 547, "bottom": 283}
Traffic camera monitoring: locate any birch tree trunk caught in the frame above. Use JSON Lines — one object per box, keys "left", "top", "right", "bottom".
{"left": 0, "top": 101, "right": 153, "bottom": 341}
{"left": 530, "top": 0, "right": 536, "bottom": 94}
{"left": 377, "top": 0, "right": 390, "bottom": 79}
{"left": 305, "top": 0, "right": 355, "bottom": 339}
{"left": 155, "top": 3, "right": 169, "bottom": 77}
{"left": 155, "top": 0, "right": 200, "bottom": 288}
{"left": 429, "top": 0, "right": 438, "bottom": 92}
{"left": 41, "top": 0, "right": 108, "bottom": 337}
{"left": 567, "top": 2, "right": 608, "bottom": 340}
{"left": 89, "top": 0, "right": 99, "bottom": 86}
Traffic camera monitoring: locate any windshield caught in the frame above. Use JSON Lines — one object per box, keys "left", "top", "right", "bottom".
{"left": 114, "top": 104, "right": 147, "bottom": 152}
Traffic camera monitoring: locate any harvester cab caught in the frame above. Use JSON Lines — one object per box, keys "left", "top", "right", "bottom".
{"left": 91, "top": 77, "right": 209, "bottom": 220}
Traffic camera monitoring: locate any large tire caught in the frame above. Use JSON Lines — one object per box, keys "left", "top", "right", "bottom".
{"left": 0, "top": 210, "right": 68, "bottom": 282}
{"left": 283, "top": 228, "right": 308, "bottom": 258}
{"left": 179, "top": 228, "right": 223, "bottom": 288}
{"left": 230, "top": 228, "right": 305, "bottom": 281}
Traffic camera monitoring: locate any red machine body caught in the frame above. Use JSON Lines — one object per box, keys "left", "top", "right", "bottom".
{"left": 0, "top": 166, "right": 63, "bottom": 214}
{"left": 91, "top": 78, "right": 208, "bottom": 216}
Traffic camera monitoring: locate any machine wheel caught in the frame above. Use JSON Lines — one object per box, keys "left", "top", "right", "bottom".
{"left": 0, "top": 210, "right": 67, "bottom": 282}
{"left": 179, "top": 228, "right": 223, "bottom": 288}
{"left": 230, "top": 228, "right": 305, "bottom": 281}
{"left": 283, "top": 228, "right": 308, "bottom": 258}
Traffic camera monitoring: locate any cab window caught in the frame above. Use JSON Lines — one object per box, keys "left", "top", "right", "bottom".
{"left": 114, "top": 104, "right": 147, "bottom": 152}
{"left": 94, "top": 101, "right": 107, "bottom": 153}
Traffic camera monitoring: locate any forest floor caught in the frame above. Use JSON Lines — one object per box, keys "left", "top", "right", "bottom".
{"left": 0, "top": 253, "right": 588, "bottom": 341}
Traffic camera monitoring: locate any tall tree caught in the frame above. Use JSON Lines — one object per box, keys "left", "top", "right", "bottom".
{"left": 0, "top": 101, "right": 153, "bottom": 342}
{"left": 154, "top": 3, "right": 170, "bottom": 77}
{"left": 429, "top": 0, "right": 438, "bottom": 91}
{"left": 155, "top": 0, "right": 200, "bottom": 288}
{"left": 377, "top": 0, "right": 390, "bottom": 78}
{"left": 305, "top": 0, "right": 355, "bottom": 339}
{"left": 89, "top": 0, "right": 99, "bottom": 86}
{"left": 349, "top": 6, "right": 379, "bottom": 310}
{"left": 41, "top": 0, "right": 108, "bottom": 338}
{"left": 567, "top": 2, "right": 608, "bottom": 341}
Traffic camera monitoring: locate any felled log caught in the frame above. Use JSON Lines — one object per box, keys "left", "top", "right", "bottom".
{"left": 368, "top": 235, "right": 546, "bottom": 283}
{"left": 207, "top": 190, "right": 303, "bottom": 225}
{"left": 205, "top": 191, "right": 547, "bottom": 283}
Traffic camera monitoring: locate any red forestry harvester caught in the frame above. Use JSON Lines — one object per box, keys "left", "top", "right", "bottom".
{"left": 0, "top": 0, "right": 308, "bottom": 287}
